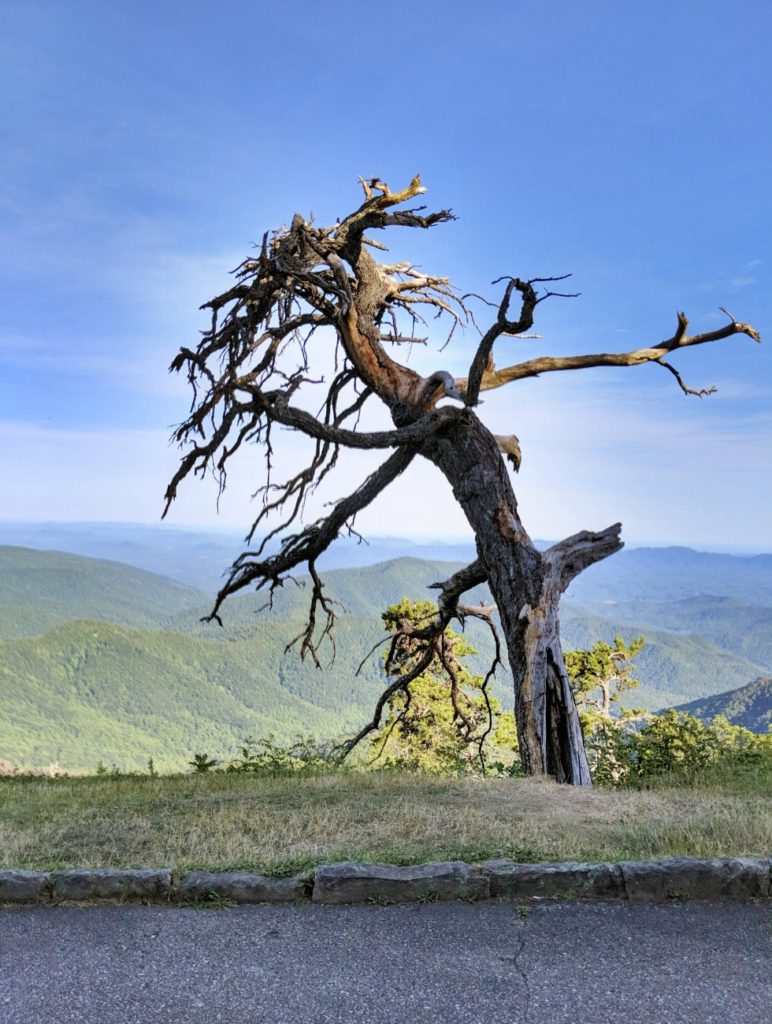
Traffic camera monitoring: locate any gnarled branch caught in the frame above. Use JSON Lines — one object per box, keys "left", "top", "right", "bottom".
{"left": 464, "top": 276, "right": 578, "bottom": 407}
{"left": 335, "top": 559, "right": 500, "bottom": 763}
{"left": 204, "top": 446, "right": 416, "bottom": 639}
{"left": 457, "top": 309, "right": 761, "bottom": 396}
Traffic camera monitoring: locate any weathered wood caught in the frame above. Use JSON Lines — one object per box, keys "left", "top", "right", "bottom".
{"left": 420, "top": 408, "right": 591, "bottom": 783}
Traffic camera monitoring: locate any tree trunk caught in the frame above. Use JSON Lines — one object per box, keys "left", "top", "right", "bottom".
{"left": 420, "top": 407, "right": 620, "bottom": 785}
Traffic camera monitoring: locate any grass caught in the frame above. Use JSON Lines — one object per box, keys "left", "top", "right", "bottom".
{"left": 1, "top": 769, "right": 769, "bottom": 875}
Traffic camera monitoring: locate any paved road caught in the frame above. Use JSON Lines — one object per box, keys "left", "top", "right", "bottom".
{"left": 1, "top": 900, "right": 769, "bottom": 1023}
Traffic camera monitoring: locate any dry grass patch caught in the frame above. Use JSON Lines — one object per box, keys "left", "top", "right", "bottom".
{"left": 1, "top": 771, "right": 769, "bottom": 875}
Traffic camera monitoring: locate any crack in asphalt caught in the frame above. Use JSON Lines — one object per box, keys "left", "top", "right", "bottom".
{"left": 500, "top": 919, "right": 532, "bottom": 1024}
{"left": 513, "top": 925, "right": 533, "bottom": 1024}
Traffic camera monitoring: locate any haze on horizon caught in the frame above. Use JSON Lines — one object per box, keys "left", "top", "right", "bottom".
{"left": 2, "top": 1, "right": 770, "bottom": 552}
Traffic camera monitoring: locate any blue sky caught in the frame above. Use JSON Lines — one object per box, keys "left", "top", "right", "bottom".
{"left": 1, "top": 0, "right": 770, "bottom": 549}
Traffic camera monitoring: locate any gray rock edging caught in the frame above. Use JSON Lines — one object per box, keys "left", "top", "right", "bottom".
{"left": 0, "top": 856, "right": 769, "bottom": 906}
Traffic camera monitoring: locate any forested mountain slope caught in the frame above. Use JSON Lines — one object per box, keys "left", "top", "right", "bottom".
{"left": 576, "top": 595, "right": 772, "bottom": 670}
{"left": 673, "top": 677, "right": 772, "bottom": 733}
{"left": 0, "top": 547, "right": 207, "bottom": 638}
{"left": 0, "top": 618, "right": 387, "bottom": 770}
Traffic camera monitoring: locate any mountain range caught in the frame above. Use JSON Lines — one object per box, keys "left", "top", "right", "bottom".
{"left": 0, "top": 524, "right": 770, "bottom": 770}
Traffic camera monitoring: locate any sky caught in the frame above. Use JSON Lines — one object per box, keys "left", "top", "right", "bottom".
{"left": 1, "top": 0, "right": 771, "bottom": 551}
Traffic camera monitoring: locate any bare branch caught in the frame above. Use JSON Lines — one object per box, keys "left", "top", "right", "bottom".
{"left": 658, "top": 360, "right": 716, "bottom": 397}
{"left": 465, "top": 278, "right": 538, "bottom": 407}
{"left": 203, "top": 446, "right": 416, "bottom": 627}
{"left": 331, "top": 644, "right": 436, "bottom": 761}
{"left": 464, "top": 277, "right": 577, "bottom": 407}
{"left": 543, "top": 523, "right": 624, "bottom": 594}
{"left": 429, "top": 559, "right": 487, "bottom": 619}
{"left": 457, "top": 310, "right": 762, "bottom": 396}
{"left": 283, "top": 560, "right": 337, "bottom": 667}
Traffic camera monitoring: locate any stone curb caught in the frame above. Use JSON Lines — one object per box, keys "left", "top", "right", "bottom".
{"left": 312, "top": 860, "right": 489, "bottom": 904}
{"left": 0, "top": 857, "right": 769, "bottom": 906}
{"left": 174, "top": 871, "right": 310, "bottom": 904}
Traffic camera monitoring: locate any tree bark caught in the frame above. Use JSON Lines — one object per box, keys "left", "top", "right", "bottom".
{"left": 420, "top": 406, "right": 617, "bottom": 785}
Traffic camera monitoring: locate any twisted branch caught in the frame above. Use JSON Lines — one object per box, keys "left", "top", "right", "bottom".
{"left": 458, "top": 309, "right": 761, "bottom": 397}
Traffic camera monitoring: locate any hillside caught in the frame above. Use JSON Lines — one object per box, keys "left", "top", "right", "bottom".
{"left": 577, "top": 595, "right": 772, "bottom": 671}
{"left": 0, "top": 547, "right": 207, "bottom": 638}
{"left": 1, "top": 545, "right": 770, "bottom": 771}
{"left": 558, "top": 603, "right": 769, "bottom": 710}
{"left": 0, "top": 618, "right": 388, "bottom": 770}
{"left": 176, "top": 561, "right": 768, "bottom": 713}
{"left": 673, "top": 677, "right": 772, "bottom": 734}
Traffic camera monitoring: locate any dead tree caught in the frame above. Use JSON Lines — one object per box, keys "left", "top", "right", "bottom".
{"left": 164, "top": 176, "right": 761, "bottom": 785}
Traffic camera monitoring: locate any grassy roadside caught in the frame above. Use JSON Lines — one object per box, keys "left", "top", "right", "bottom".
{"left": 1, "top": 770, "right": 769, "bottom": 876}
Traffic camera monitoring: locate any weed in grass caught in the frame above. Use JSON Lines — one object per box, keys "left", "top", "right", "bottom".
{"left": 180, "top": 890, "right": 235, "bottom": 911}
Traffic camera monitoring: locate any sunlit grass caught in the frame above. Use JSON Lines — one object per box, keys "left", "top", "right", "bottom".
{"left": 1, "top": 770, "right": 769, "bottom": 876}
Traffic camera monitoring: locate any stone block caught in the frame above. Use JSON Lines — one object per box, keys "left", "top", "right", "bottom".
{"left": 619, "top": 857, "right": 769, "bottom": 900}
{"left": 174, "top": 871, "right": 308, "bottom": 904}
{"left": 481, "top": 859, "right": 625, "bottom": 900}
{"left": 51, "top": 868, "right": 172, "bottom": 901}
{"left": 0, "top": 870, "right": 50, "bottom": 903}
{"left": 312, "top": 860, "right": 490, "bottom": 904}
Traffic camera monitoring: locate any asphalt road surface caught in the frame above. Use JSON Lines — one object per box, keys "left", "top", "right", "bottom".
{"left": 1, "top": 900, "right": 769, "bottom": 1024}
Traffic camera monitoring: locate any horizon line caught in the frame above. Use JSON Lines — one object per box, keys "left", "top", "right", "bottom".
{"left": 0, "top": 519, "right": 769, "bottom": 558}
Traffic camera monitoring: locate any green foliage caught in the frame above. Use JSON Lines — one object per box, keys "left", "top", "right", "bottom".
{"left": 225, "top": 734, "right": 333, "bottom": 776}
{"left": 631, "top": 711, "right": 772, "bottom": 782}
{"left": 566, "top": 637, "right": 772, "bottom": 788}
{"left": 566, "top": 635, "right": 645, "bottom": 717}
{"left": 566, "top": 635, "right": 648, "bottom": 784}
{"left": 369, "top": 599, "right": 518, "bottom": 776}
{"left": 189, "top": 753, "right": 219, "bottom": 773}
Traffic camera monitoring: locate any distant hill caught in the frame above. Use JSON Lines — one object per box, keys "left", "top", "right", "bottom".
{"left": 0, "top": 523, "right": 478, "bottom": 592}
{"left": 0, "top": 547, "right": 207, "bottom": 638}
{"left": 2, "top": 523, "right": 771, "bottom": 604}
{"left": 673, "top": 678, "right": 772, "bottom": 734}
{"left": 565, "top": 546, "right": 772, "bottom": 606}
{"left": 577, "top": 595, "right": 772, "bottom": 672}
